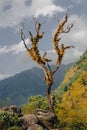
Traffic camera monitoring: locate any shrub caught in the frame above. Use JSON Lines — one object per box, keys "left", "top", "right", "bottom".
{"left": 22, "top": 95, "right": 48, "bottom": 114}
{"left": 7, "top": 126, "right": 22, "bottom": 130}
{"left": 0, "top": 110, "right": 21, "bottom": 129}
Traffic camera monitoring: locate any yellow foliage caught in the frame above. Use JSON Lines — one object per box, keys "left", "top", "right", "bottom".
{"left": 22, "top": 102, "right": 38, "bottom": 115}
{"left": 55, "top": 71, "right": 87, "bottom": 129}
{"left": 62, "top": 65, "right": 78, "bottom": 85}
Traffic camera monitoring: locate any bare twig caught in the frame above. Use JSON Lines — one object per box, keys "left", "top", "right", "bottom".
{"left": 20, "top": 29, "right": 29, "bottom": 50}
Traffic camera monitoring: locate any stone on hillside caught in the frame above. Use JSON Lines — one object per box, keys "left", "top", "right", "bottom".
{"left": 36, "top": 109, "right": 56, "bottom": 129}
{"left": 27, "top": 124, "right": 43, "bottom": 130}
{"left": 1, "top": 105, "right": 22, "bottom": 116}
{"left": 21, "top": 114, "right": 39, "bottom": 129}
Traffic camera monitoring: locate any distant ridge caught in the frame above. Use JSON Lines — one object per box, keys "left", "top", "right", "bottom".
{"left": 0, "top": 63, "right": 73, "bottom": 106}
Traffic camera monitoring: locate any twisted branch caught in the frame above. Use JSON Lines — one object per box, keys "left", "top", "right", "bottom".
{"left": 20, "top": 14, "right": 74, "bottom": 111}
{"left": 52, "top": 14, "right": 74, "bottom": 75}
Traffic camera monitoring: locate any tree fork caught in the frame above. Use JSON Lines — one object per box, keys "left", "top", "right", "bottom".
{"left": 20, "top": 14, "right": 74, "bottom": 112}
{"left": 46, "top": 85, "right": 54, "bottom": 111}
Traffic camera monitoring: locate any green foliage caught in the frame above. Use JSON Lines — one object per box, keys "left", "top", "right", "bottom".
{"left": 54, "top": 71, "right": 81, "bottom": 97}
{"left": 76, "top": 50, "right": 87, "bottom": 64}
{"left": 0, "top": 110, "right": 21, "bottom": 130}
{"left": 7, "top": 126, "right": 22, "bottom": 130}
{"left": 76, "top": 50, "right": 87, "bottom": 71}
{"left": 22, "top": 95, "right": 48, "bottom": 114}
{"left": 77, "top": 61, "right": 87, "bottom": 71}
{"left": 82, "top": 63, "right": 87, "bottom": 71}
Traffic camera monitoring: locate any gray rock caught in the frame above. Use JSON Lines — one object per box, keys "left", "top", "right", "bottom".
{"left": 36, "top": 110, "right": 56, "bottom": 129}
{"left": 21, "top": 114, "right": 39, "bottom": 129}
{"left": 22, "top": 114, "right": 38, "bottom": 125}
{"left": 28, "top": 124, "right": 43, "bottom": 130}
{"left": 0, "top": 105, "right": 22, "bottom": 116}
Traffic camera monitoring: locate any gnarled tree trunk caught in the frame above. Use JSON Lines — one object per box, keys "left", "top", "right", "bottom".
{"left": 20, "top": 14, "right": 74, "bottom": 112}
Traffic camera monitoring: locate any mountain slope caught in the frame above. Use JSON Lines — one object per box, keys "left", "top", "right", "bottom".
{"left": 0, "top": 63, "right": 72, "bottom": 106}
{"left": 54, "top": 50, "right": 87, "bottom": 129}
{"left": 55, "top": 50, "right": 87, "bottom": 96}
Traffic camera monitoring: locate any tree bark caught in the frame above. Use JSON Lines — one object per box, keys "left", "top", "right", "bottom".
{"left": 46, "top": 85, "right": 54, "bottom": 111}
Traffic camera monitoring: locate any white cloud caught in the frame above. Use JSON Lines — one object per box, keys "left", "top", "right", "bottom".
{"left": 63, "top": 49, "right": 83, "bottom": 64}
{"left": 0, "top": 74, "right": 12, "bottom": 80}
{"left": 58, "top": 14, "right": 87, "bottom": 52}
{"left": 0, "top": 39, "right": 29, "bottom": 55}
{"left": 45, "top": 48, "right": 83, "bottom": 65}
{"left": 34, "top": 5, "right": 65, "bottom": 17}
{"left": 0, "top": 45, "right": 7, "bottom": 54}
{"left": 0, "top": 0, "right": 65, "bottom": 28}
{"left": 73, "top": 30, "right": 86, "bottom": 41}
{"left": 0, "top": 0, "right": 28, "bottom": 27}
{"left": 68, "top": 15, "right": 87, "bottom": 51}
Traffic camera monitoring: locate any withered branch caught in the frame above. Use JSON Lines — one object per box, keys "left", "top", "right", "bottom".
{"left": 62, "top": 23, "right": 73, "bottom": 33}
{"left": 29, "top": 31, "right": 33, "bottom": 42}
{"left": 52, "top": 14, "right": 74, "bottom": 75}
{"left": 20, "top": 14, "right": 74, "bottom": 111}
{"left": 21, "top": 21, "right": 51, "bottom": 66}
{"left": 20, "top": 29, "right": 29, "bottom": 50}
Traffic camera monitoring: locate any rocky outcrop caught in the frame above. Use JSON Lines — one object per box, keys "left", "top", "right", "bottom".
{"left": 1, "top": 105, "right": 22, "bottom": 117}
{"left": 36, "top": 109, "right": 57, "bottom": 130}
{"left": 21, "top": 114, "right": 43, "bottom": 130}
{"left": 0, "top": 106, "right": 58, "bottom": 130}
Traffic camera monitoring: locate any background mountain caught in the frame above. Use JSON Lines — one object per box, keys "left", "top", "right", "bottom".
{"left": 0, "top": 63, "right": 73, "bottom": 106}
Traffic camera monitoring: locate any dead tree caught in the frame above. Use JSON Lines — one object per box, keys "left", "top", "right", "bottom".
{"left": 20, "top": 14, "right": 74, "bottom": 111}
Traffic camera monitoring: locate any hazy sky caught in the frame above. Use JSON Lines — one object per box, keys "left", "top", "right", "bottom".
{"left": 0, "top": 0, "right": 87, "bottom": 80}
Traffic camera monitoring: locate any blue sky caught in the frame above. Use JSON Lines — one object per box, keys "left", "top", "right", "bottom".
{"left": 0, "top": 0, "right": 87, "bottom": 80}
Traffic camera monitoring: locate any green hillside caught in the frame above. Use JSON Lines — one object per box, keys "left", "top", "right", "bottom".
{"left": 54, "top": 50, "right": 87, "bottom": 96}
{"left": 54, "top": 50, "right": 87, "bottom": 129}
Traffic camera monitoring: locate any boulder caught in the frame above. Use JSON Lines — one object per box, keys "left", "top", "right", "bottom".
{"left": 0, "top": 105, "right": 22, "bottom": 116}
{"left": 27, "top": 124, "right": 43, "bottom": 130}
{"left": 36, "top": 109, "right": 56, "bottom": 129}
{"left": 21, "top": 114, "right": 39, "bottom": 129}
